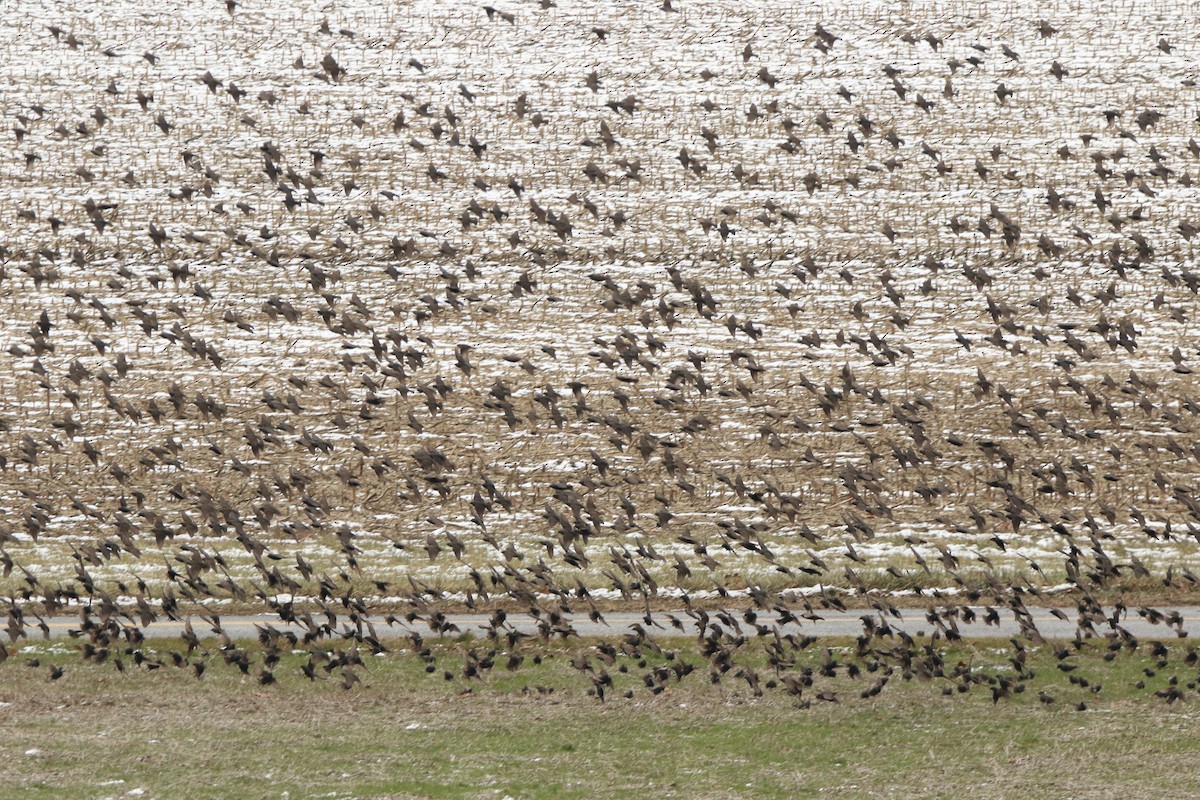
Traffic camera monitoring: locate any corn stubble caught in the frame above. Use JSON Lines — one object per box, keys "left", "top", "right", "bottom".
{"left": 0, "top": 0, "right": 1199, "bottom": 703}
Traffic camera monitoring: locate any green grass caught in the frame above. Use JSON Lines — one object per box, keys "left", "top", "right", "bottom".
{"left": 2, "top": 637, "right": 1200, "bottom": 798}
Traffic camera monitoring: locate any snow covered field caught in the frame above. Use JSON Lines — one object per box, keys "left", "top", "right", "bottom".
{"left": 2, "top": 0, "right": 1200, "bottom": 613}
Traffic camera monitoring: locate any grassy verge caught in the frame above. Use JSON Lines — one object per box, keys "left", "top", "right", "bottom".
{"left": 3, "top": 637, "right": 1200, "bottom": 799}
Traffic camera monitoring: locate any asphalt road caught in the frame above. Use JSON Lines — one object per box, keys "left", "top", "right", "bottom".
{"left": 14, "top": 606, "right": 1199, "bottom": 642}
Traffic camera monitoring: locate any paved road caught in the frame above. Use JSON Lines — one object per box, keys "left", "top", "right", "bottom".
{"left": 14, "top": 606, "right": 1199, "bottom": 642}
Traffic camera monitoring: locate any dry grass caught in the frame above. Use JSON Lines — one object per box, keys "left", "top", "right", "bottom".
{"left": 3, "top": 636, "right": 1200, "bottom": 799}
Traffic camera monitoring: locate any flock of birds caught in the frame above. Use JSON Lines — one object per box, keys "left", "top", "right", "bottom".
{"left": 2, "top": 0, "right": 1200, "bottom": 702}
